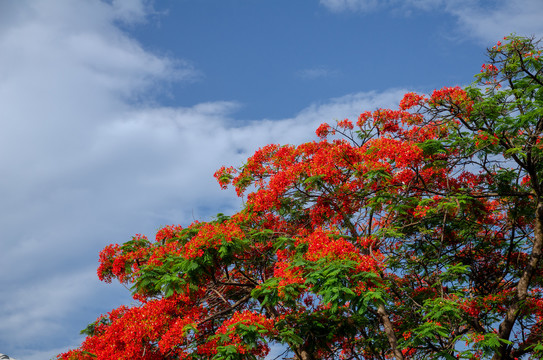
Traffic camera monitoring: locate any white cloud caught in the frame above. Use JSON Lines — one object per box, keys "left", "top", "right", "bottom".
{"left": 447, "top": 0, "right": 543, "bottom": 44}
{"left": 0, "top": 88, "right": 406, "bottom": 357}
{"left": 0, "top": 1, "right": 407, "bottom": 357}
{"left": 319, "top": 0, "right": 446, "bottom": 13}
{"left": 297, "top": 66, "right": 340, "bottom": 79}
{"left": 320, "top": 0, "right": 543, "bottom": 43}
{"left": 404, "top": 0, "right": 444, "bottom": 11}
{"left": 0, "top": 269, "right": 121, "bottom": 349}
{"left": 111, "top": 0, "right": 150, "bottom": 24}
{"left": 320, "top": 0, "right": 381, "bottom": 12}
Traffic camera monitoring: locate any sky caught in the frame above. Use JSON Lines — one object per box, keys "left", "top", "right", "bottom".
{"left": 0, "top": 0, "right": 542, "bottom": 359}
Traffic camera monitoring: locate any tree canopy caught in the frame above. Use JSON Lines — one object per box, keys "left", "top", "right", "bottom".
{"left": 59, "top": 35, "right": 543, "bottom": 360}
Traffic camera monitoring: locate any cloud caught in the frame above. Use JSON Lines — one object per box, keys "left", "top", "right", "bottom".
{"left": 447, "top": 0, "right": 543, "bottom": 43}
{"left": 0, "top": 1, "right": 408, "bottom": 358}
{"left": 0, "top": 89, "right": 407, "bottom": 357}
{"left": 318, "top": 0, "right": 446, "bottom": 13}
{"left": 319, "top": 0, "right": 381, "bottom": 13}
{"left": 111, "top": 0, "right": 151, "bottom": 24}
{"left": 297, "top": 66, "right": 340, "bottom": 80}
{"left": 403, "top": 0, "right": 444, "bottom": 11}
{"left": 319, "top": 0, "right": 543, "bottom": 43}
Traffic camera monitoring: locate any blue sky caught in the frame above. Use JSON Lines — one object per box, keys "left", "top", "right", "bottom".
{"left": 129, "top": 0, "right": 484, "bottom": 119}
{"left": 0, "top": 1, "right": 542, "bottom": 359}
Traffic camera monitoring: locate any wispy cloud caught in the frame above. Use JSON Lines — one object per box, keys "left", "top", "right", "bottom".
{"left": 319, "top": 0, "right": 543, "bottom": 43}
{"left": 319, "top": 0, "right": 381, "bottom": 13}
{"left": 297, "top": 66, "right": 340, "bottom": 79}
{"left": 110, "top": 0, "right": 151, "bottom": 24}
{"left": 447, "top": 0, "right": 543, "bottom": 43}
{"left": 318, "top": 0, "right": 444, "bottom": 13}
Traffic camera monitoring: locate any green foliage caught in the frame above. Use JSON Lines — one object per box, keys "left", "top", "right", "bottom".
{"left": 60, "top": 35, "right": 543, "bottom": 360}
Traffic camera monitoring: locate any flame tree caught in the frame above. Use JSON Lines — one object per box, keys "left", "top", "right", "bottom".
{"left": 59, "top": 35, "right": 543, "bottom": 360}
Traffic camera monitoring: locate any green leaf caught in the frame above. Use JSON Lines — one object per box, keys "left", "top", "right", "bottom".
{"left": 303, "top": 174, "right": 324, "bottom": 184}
{"left": 417, "top": 139, "right": 446, "bottom": 155}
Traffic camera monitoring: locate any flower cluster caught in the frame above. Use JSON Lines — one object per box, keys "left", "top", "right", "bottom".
{"left": 215, "top": 311, "right": 275, "bottom": 357}
{"left": 399, "top": 92, "right": 427, "bottom": 110}
{"left": 429, "top": 86, "right": 474, "bottom": 119}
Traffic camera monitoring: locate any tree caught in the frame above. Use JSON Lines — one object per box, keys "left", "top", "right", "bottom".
{"left": 59, "top": 35, "right": 543, "bottom": 360}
